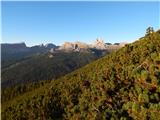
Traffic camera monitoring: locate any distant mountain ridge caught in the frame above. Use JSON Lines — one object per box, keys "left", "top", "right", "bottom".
{"left": 1, "top": 42, "right": 57, "bottom": 51}
{"left": 1, "top": 39, "right": 127, "bottom": 67}
{"left": 58, "top": 38, "right": 127, "bottom": 51}
{"left": 1, "top": 42, "right": 57, "bottom": 68}
{"left": 1, "top": 38, "right": 127, "bottom": 52}
{"left": 1, "top": 42, "right": 28, "bottom": 53}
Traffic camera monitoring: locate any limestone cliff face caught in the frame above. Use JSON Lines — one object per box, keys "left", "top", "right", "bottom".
{"left": 58, "top": 41, "right": 89, "bottom": 51}
{"left": 58, "top": 38, "right": 127, "bottom": 51}
{"left": 92, "top": 38, "right": 106, "bottom": 50}
{"left": 74, "top": 41, "right": 89, "bottom": 49}
{"left": 59, "top": 42, "right": 74, "bottom": 50}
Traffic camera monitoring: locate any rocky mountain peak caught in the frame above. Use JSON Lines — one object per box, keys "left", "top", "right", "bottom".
{"left": 95, "top": 38, "right": 105, "bottom": 44}
{"left": 58, "top": 41, "right": 88, "bottom": 51}
{"left": 92, "top": 38, "right": 106, "bottom": 49}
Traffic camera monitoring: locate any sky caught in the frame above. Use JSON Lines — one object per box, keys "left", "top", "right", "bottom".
{"left": 1, "top": 1, "right": 160, "bottom": 46}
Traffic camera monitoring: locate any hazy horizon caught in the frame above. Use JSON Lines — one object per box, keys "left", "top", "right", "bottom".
{"left": 2, "top": 1, "right": 159, "bottom": 46}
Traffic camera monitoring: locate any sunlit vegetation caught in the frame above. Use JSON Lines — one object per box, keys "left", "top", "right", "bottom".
{"left": 2, "top": 29, "right": 160, "bottom": 120}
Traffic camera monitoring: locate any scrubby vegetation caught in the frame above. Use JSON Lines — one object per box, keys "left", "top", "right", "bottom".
{"left": 2, "top": 29, "right": 160, "bottom": 120}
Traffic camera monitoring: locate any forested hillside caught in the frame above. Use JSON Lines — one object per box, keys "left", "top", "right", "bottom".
{"left": 2, "top": 30, "right": 160, "bottom": 120}
{"left": 2, "top": 51, "right": 106, "bottom": 88}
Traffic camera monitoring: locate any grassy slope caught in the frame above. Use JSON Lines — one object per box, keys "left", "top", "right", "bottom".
{"left": 2, "top": 30, "right": 160, "bottom": 120}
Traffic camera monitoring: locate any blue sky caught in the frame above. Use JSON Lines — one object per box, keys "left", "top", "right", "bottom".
{"left": 2, "top": 1, "right": 160, "bottom": 46}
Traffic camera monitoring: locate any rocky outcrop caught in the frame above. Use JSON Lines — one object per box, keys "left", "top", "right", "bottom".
{"left": 58, "top": 41, "right": 89, "bottom": 51}
{"left": 59, "top": 42, "right": 74, "bottom": 50}
{"left": 58, "top": 38, "right": 127, "bottom": 51}
{"left": 74, "top": 41, "right": 89, "bottom": 49}
{"left": 91, "top": 38, "right": 106, "bottom": 50}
